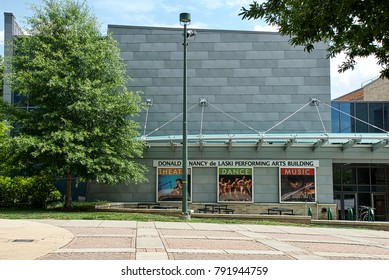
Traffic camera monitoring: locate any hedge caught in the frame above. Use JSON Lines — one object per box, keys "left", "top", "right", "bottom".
{"left": 0, "top": 175, "right": 61, "bottom": 208}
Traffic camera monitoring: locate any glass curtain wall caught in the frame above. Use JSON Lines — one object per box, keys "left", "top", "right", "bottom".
{"left": 331, "top": 102, "right": 389, "bottom": 133}
{"left": 333, "top": 163, "right": 389, "bottom": 221}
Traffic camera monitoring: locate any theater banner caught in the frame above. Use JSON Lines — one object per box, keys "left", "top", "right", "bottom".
{"left": 280, "top": 168, "right": 316, "bottom": 203}
{"left": 157, "top": 168, "right": 192, "bottom": 202}
{"left": 218, "top": 167, "right": 253, "bottom": 202}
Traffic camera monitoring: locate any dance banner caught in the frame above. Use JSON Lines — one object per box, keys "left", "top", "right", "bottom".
{"left": 157, "top": 168, "right": 192, "bottom": 202}
{"left": 280, "top": 168, "right": 316, "bottom": 202}
{"left": 218, "top": 167, "right": 253, "bottom": 202}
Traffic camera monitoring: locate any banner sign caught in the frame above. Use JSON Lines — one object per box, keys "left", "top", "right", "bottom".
{"left": 153, "top": 160, "right": 319, "bottom": 168}
{"left": 218, "top": 168, "right": 253, "bottom": 203}
{"left": 279, "top": 168, "right": 316, "bottom": 203}
{"left": 157, "top": 168, "right": 192, "bottom": 202}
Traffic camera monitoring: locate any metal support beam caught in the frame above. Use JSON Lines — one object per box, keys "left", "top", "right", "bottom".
{"left": 284, "top": 138, "right": 296, "bottom": 151}
{"left": 313, "top": 138, "right": 328, "bottom": 151}
{"left": 372, "top": 140, "right": 388, "bottom": 152}
{"left": 199, "top": 98, "right": 208, "bottom": 106}
{"left": 199, "top": 140, "right": 205, "bottom": 151}
{"left": 309, "top": 97, "right": 319, "bottom": 106}
{"left": 342, "top": 139, "right": 361, "bottom": 151}
{"left": 227, "top": 139, "right": 233, "bottom": 151}
{"left": 170, "top": 140, "right": 177, "bottom": 151}
{"left": 256, "top": 139, "right": 263, "bottom": 151}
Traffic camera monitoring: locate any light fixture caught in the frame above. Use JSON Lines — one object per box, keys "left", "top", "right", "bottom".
{"left": 179, "top": 13, "right": 191, "bottom": 24}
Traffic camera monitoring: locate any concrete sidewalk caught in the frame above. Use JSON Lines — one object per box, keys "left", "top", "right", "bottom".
{"left": 0, "top": 219, "right": 74, "bottom": 260}
{"left": 1, "top": 218, "right": 389, "bottom": 260}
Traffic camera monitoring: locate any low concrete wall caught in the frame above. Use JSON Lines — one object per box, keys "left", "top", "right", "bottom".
{"left": 97, "top": 202, "right": 337, "bottom": 220}
{"left": 96, "top": 203, "right": 389, "bottom": 230}
{"left": 191, "top": 213, "right": 312, "bottom": 224}
{"left": 190, "top": 202, "right": 337, "bottom": 220}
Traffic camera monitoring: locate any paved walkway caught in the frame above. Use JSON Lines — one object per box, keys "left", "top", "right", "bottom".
{"left": 1, "top": 219, "right": 389, "bottom": 260}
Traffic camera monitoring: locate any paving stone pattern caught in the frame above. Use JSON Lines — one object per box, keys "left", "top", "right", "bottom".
{"left": 38, "top": 221, "right": 389, "bottom": 260}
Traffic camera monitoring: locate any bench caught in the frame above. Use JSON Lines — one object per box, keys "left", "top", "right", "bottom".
{"left": 197, "top": 207, "right": 216, "bottom": 213}
{"left": 153, "top": 205, "right": 178, "bottom": 209}
{"left": 197, "top": 204, "right": 235, "bottom": 214}
{"left": 137, "top": 202, "right": 160, "bottom": 209}
{"left": 267, "top": 207, "right": 294, "bottom": 215}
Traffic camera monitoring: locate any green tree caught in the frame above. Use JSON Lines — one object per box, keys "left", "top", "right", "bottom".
{"left": 0, "top": 121, "right": 9, "bottom": 173}
{"left": 4, "top": 0, "right": 146, "bottom": 208}
{"left": 240, "top": 0, "right": 389, "bottom": 78}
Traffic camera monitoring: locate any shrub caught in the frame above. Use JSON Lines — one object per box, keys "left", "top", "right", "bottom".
{"left": 0, "top": 176, "right": 13, "bottom": 206}
{"left": 28, "top": 175, "right": 61, "bottom": 208}
{"left": 0, "top": 175, "right": 61, "bottom": 208}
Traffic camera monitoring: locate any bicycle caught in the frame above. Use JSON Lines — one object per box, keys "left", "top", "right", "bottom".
{"left": 357, "top": 206, "right": 375, "bottom": 221}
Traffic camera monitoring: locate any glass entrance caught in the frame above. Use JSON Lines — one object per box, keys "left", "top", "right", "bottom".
{"left": 334, "top": 193, "right": 356, "bottom": 220}
{"left": 373, "top": 194, "right": 387, "bottom": 221}
{"left": 333, "top": 163, "right": 389, "bottom": 220}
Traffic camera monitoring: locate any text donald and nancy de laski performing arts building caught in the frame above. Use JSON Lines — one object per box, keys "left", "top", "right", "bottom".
{"left": 4, "top": 13, "right": 389, "bottom": 221}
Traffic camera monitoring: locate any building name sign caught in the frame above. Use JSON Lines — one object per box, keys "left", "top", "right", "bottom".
{"left": 153, "top": 160, "right": 319, "bottom": 168}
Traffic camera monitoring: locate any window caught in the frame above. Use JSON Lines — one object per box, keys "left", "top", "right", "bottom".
{"left": 339, "top": 102, "right": 352, "bottom": 132}
{"left": 331, "top": 102, "right": 340, "bottom": 133}
{"left": 342, "top": 166, "right": 357, "bottom": 185}
{"left": 355, "top": 103, "right": 368, "bottom": 132}
{"left": 331, "top": 101, "right": 389, "bottom": 133}
{"left": 371, "top": 168, "right": 386, "bottom": 185}
{"left": 369, "top": 103, "right": 384, "bottom": 133}
{"left": 384, "top": 103, "right": 389, "bottom": 132}
{"left": 357, "top": 168, "right": 370, "bottom": 185}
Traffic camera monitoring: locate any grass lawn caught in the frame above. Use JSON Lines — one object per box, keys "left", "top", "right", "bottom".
{"left": 0, "top": 208, "right": 182, "bottom": 222}
{"left": 0, "top": 202, "right": 299, "bottom": 226}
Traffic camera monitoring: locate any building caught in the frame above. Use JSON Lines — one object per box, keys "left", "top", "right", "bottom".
{"left": 332, "top": 79, "right": 389, "bottom": 221}
{"left": 4, "top": 13, "right": 389, "bottom": 220}
{"left": 334, "top": 77, "right": 389, "bottom": 102}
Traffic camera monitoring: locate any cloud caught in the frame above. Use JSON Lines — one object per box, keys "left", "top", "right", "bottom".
{"left": 254, "top": 24, "right": 279, "bottom": 32}
{"left": 194, "top": 0, "right": 257, "bottom": 11}
{"left": 331, "top": 53, "right": 381, "bottom": 99}
{"left": 226, "top": 0, "right": 264, "bottom": 7}
{"left": 90, "top": 0, "right": 157, "bottom": 13}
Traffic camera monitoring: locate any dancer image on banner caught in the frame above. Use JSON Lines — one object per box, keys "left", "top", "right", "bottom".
{"left": 157, "top": 168, "right": 191, "bottom": 202}
{"left": 280, "top": 168, "right": 315, "bottom": 202}
{"left": 218, "top": 168, "right": 253, "bottom": 202}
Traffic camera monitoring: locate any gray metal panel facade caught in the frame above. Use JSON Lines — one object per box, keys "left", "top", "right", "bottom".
{"left": 3, "top": 13, "right": 24, "bottom": 104}
{"left": 89, "top": 145, "right": 371, "bottom": 204}
{"left": 109, "top": 25, "right": 331, "bottom": 137}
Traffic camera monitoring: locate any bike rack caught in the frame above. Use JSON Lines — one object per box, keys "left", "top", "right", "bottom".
{"left": 347, "top": 208, "right": 354, "bottom": 220}
{"left": 327, "top": 208, "right": 333, "bottom": 220}
{"left": 368, "top": 207, "right": 375, "bottom": 221}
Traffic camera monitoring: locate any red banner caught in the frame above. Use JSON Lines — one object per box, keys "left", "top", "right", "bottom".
{"left": 280, "top": 168, "right": 315, "bottom": 176}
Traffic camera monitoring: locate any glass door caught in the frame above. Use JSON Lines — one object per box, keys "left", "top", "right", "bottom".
{"left": 373, "top": 194, "right": 387, "bottom": 221}
{"left": 343, "top": 193, "right": 356, "bottom": 220}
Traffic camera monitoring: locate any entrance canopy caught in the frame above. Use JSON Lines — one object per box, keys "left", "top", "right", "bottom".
{"left": 140, "top": 133, "right": 389, "bottom": 151}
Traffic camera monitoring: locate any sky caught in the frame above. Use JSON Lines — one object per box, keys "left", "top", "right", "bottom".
{"left": 0, "top": 0, "right": 383, "bottom": 99}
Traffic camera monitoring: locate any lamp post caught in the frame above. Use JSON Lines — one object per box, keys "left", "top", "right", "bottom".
{"left": 180, "top": 12, "right": 191, "bottom": 220}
